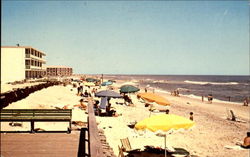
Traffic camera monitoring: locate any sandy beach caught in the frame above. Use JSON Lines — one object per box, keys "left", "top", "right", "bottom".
{"left": 1, "top": 80, "right": 249, "bottom": 157}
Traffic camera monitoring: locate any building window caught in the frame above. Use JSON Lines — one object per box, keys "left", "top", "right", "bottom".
{"left": 25, "top": 60, "right": 30, "bottom": 65}
{"left": 25, "top": 49, "right": 30, "bottom": 54}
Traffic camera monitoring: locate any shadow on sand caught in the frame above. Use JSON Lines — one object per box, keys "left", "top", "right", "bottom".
{"left": 126, "top": 147, "right": 190, "bottom": 157}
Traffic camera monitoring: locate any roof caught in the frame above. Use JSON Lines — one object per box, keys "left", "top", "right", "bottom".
{"left": 1, "top": 46, "right": 46, "bottom": 55}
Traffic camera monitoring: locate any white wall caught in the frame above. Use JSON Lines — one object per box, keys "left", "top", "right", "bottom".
{"left": 1, "top": 48, "right": 26, "bottom": 83}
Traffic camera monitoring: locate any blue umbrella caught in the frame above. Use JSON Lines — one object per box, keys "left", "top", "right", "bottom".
{"left": 95, "top": 90, "right": 122, "bottom": 98}
{"left": 101, "top": 81, "right": 113, "bottom": 86}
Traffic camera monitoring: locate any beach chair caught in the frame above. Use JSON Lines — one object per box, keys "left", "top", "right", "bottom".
{"left": 100, "top": 97, "right": 107, "bottom": 110}
{"left": 118, "top": 145, "right": 125, "bottom": 157}
{"left": 98, "top": 97, "right": 108, "bottom": 116}
{"left": 120, "top": 137, "right": 140, "bottom": 152}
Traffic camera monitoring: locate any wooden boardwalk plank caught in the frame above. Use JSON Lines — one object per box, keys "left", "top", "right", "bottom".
{"left": 0, "top": 132, "right": 80, "bottom": 157}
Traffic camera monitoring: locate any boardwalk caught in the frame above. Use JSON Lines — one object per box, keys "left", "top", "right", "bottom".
{"left": 0, "top": 132, "right": 80, "bottom": 157}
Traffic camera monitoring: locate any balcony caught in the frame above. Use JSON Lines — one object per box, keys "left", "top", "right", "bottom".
{"left": 25, "top": 65, "right": 31, "bottom": 69}
{"left": 27, "top": 65, "right": 43, "bottom": 70}
{"left": 26, "top": 54, "right": 46, "bottom": 63}
{"left": 25, "top": 54, "right": 31, "bottom": 58}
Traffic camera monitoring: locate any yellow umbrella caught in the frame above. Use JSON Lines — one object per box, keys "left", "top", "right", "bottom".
{"left": 84, "top": 82, "right": 95, "bottom": 87}
{"left": 135, "top": 114, "right": 195, "bottom": 157}
{"left": 138, "top": 93, "right": 170, "bottom": 106}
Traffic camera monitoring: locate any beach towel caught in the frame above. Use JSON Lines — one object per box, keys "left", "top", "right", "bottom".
{"left": 224, "top": 145, "right": 245, "bottom": 150}
{"left": 100, "top": 97, "right": 108, "bottom": 110}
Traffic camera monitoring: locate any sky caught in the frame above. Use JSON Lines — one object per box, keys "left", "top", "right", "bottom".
{"left": 2, "top": 1, "right": 249, "bottom": 75}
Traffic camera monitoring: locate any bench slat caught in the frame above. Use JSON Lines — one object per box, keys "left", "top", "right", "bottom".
{"left": 1, "top": 117, "right": 71, "bottom": 120}
{"left": 0, "top": 109, "right": 72, "bottom": 121}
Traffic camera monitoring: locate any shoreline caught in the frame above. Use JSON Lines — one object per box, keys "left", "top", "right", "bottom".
{"left": 104, "top": 74, "right": 249, "bottom": 104}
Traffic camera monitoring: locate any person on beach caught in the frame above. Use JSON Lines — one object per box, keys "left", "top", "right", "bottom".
{"left": 190, "top": 112, "right": 194, "bottom": 121}
{"left": 79, "top": 85, "right": 83, "bottom": 94}
{"left": 145, "top": 88, "right": 147, "bottom": 93}
{"left": 123, "top": 94, "right": 133, "bottom": 105}
{"left": 243, "top": 97, "right": 249, "bottom": 106}
{"left": 137, "top": 95, "right": 141, "bottom": 100}
{"left": 237, "top": 132, "right": 250, "bottom": 149}
{"left": 173, "top": 90, "right": 177, "bottom": 96}
{"left": 83, "top": 90, "right": 89, "bottom": 97}
{"left": 106, "top": 103, "right": 116, "bottom": 116}
{"left": 74, "top": 99, "right": 87, "bottom": 110}
{"left": 176, "top": 90, "right": 179, "bottom": 96}
{"left": 242, "top": 132, "right": 250, "bottom": 148}
{"left": 165, "top": 109, "right": 169, "bottom": 114}
{"left": 208, "top": 94, "right": 213, "bottom": 103}
{"left": 149, "top": 104, "right": 156, "bottom": 111}
{"left": 202, "top": 95, "right": 204, "bottom": 102}
{"left": 77, "top": 86, "right": 80, "bottom": 95}
{"left": 93, "top": 100, "right": 99, "bottom": 115}
{"left": 91, "top": 88, "right": 96, "bottom": 96}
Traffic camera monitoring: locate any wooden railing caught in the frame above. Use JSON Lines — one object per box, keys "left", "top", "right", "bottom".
{"left": 78, "top": 100, "right": 104, "bottom": 157}
{"left": 88, "top": 101, "right": 104, "bottom": 157}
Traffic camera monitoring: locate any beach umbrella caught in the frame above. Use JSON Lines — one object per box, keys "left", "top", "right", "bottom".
{"left": 135, "top": 114, "right": 195, "bottom": 157}
{"left": 84, "top": 82, "right": 95, "bottom": 87}
{"left": 101, "top": 81, "right": 113, "bottom": 86}
{"left": 137, "top": 93, "right": 170, "bottom": 106}
{"left": 86, "top": 78, "right": 96, "bottom": 82}
{"left": 108, "top": 80, "right": 116, "bottom": 83}
{"left": 120, "top": 85, "right": 140, "bottom": 93}
{"left": 86, "top": 78, "right": 100, "bottom": 82}
{"left": 95, "top": 90, "right": 122, "bottom": 98}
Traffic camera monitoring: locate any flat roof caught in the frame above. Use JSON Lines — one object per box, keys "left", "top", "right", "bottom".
{"left": 1, "top": 46, "right": 46, "bottom": 56}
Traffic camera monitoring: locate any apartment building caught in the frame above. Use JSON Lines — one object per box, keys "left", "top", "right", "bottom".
{"left": 46, "top": 66, "right": 73, "bottom": 77}
{"left": 1, "top": 46, "right": 46, "bottom": 83}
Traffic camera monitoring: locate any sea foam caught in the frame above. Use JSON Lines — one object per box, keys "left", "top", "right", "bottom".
{"left": 184, "top": 80, "right": 239, "bottom": 85}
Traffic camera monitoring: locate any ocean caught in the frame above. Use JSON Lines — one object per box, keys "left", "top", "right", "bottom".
{"left": 105, "top": 75, "right": 249, "bottom": 103}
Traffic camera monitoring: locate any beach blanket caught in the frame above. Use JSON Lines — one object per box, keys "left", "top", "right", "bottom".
{"left": 224, "top": 145, "right": 245, "bottom": 150}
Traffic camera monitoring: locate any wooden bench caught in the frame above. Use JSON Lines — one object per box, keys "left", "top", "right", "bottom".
{"left": 0, "top": 109, "right": 72, "bottom": 133}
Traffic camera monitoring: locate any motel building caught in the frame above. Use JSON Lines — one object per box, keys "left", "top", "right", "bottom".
{"left": 46, "top": 66, "right": 73, "bottom": 77}
{"left": 1, "top": 46, "right": 46, "bottom": 84}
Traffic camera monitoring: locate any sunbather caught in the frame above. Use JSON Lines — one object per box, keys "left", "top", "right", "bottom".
{"left": 239, "top": 132, "right": 250, "bottom": 149}
{"left": 106, "top": 103, "right": 116, "bottom": 116}
{"left": 74, "top": 99, "right": 87, "bottom": 110}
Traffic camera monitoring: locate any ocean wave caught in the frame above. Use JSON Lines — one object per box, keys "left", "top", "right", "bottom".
{"left": 184, "top": 80, "right": 239, "bottom": 85}
{"left": 177, "top": 88, "right": 190, "bottom": 92}
{"left": 185, "top": 94, "right": 241, "bottom": 105}
{"left": 153, "top": 80, "right": 168, "bottom": 83}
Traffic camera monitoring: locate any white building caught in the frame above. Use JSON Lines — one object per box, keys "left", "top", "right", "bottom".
{"left": 1, "top": 46, "right": 46, "bottom": 83}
